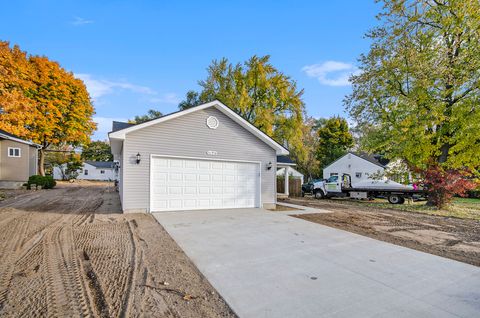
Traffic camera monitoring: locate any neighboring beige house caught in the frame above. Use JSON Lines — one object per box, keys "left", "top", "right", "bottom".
{"left": 0, "top": 129, "right": 40, "bottom": 189}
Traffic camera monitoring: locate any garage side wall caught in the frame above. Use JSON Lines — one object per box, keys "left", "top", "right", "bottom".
{"left": 122, "top": 108, "right": 277, "bottom": 212}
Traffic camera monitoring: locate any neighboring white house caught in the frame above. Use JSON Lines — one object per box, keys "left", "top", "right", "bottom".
{"left": 53, "top": 161, "right": 116, "bottom": 181}
{"left": 322, "top": 152, "right": 387, "bottom": 186}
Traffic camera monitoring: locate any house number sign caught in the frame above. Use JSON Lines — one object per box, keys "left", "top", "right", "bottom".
{"left": 206, "top": 151, "right": 218, "bottom": 156}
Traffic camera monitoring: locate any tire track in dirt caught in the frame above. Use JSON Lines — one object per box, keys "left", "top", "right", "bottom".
{"left": 42, "top": 218, "right": 90, "bottom": 317}
{"left": 0, "top": 183, "right": 236, "bottom": 317}
{"left": 0, "top": 214, "right": 30, "bottom": 308}
{"left": 118, "top": 219, "right": 139, "bottom": 318}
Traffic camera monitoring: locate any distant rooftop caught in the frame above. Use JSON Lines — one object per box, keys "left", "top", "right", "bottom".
{"left": 85, "top": 161, "right": 114, "bottom": 169}
{"left": 277, "top": 155, "right": 296, "bottom": 165}
{"left": 111, "top": 121, "right": 135, "bottom": 133}
{"left": 352, "top": 152, "right": 389, "bottom": 167}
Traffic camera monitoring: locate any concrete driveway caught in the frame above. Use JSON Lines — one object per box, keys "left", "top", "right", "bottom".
{"left": 154, "top": 208, "right": 480, "bottom": 318}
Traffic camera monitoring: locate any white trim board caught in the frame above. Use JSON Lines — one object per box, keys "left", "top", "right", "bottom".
{"left": 109, "top": 100, "right": 288, "bottom": 155}
{"left": 149, "top": 154, "right": 262, "bottom": 213}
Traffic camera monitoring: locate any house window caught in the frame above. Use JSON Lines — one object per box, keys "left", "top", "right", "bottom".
{"left": 330, "top": 173, "right": 338, "bottom": 177}
{"left": 100, "top": 170, "right": 105, "bottom": 174}
{"left": 8, "top": 147, "right": 21, "bottom": 157}
{"left": 355, "top": 172, "right": 362, "bottom": 178}
{"left": 84, "top": 169, "right": 88, "bottom": 175}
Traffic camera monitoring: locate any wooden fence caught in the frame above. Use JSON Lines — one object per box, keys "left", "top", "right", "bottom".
{"left": 277, "top": 178, "right": 302, "bottom": 197}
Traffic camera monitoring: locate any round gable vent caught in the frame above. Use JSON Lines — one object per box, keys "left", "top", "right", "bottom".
{"left": 206, "top": 116, "right": 219, "bottom": 129}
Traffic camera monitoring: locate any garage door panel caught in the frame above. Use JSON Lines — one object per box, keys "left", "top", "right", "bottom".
{"left": 153, "top": 200, "right": 168, "bottom": 209}
{"left": 169, "top": 173, "right": 182, "bottom": 181}
{"left": 151, "top": 157, "right": 259, "bottom": 212}
{"left": 212, "top": 187, "right": 222, "bottom": 194}
{"left": 224, "top": 175, "right": 235, "bottom": 182}
{"left": 153, "top": 172, "right": 167, "bottom": 183}
{"left": 153, "top": 186, "right": 167, "bottom": 195}
{"left": 184, "top": 186, "right": 196, "bottom": 195}
{"left": 169, "top": 200, "right": 183, "bottom": 209}
{"left": 222, "top": 198, "right": 235, "bottom": 207}
{"left": 169, "top": 186, "right": 182, "bottom": 195}
{"left": 212, "top": 174, "right": 222, "bottom": 182}
{"left": 224, "top": 187, "right": 235, "bottom": 194}
{"left": 183, "top": 199, "right": 196, "bottom": 208}
{"left": 198, "top": 199, "right": 210, "bottom": 208}
{"left": 211, "top": 199, "right": 222, "bottom": 207}
{"left": 198, "top": 174, "right": 210, "bottom": 182}
{"left": 154, "top": 158, "right": 168, "bottom": 168}
{"left": 184, "top": 160, "right": 197, "bottom": 169}
{"left": 211, "top": 162, "right": 223, "bottom": 170}
{"left": 170, "top": 160, "right": 183, "bottom": 168}
{"left": 198, "top": 187, "right": 210, "bottom": 195}
{"left": 198, "top": 161, "right": 210, "bottom": 169}
{"left": 184, "top": 173, "right": 196, "bottom": 182}
{"left": 224, "top": 162, "right": 235, "bottom": 170}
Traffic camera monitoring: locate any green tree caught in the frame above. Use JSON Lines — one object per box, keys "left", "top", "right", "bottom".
{"left": 178, "top": 55, "right": 306, "bottom": 159}
{"left": 316, "top": 117, "right": 354, "bottom": 172}
{"left": 129, "top": 109, "right": 163, "bottom": 124}
{"left": 345, "top": 0, "right": 480, "bottom": 206}
{"left": 44, "top": 145, "right": 76, "bottom": 176}
{"left": 178, "top": 91, "right": 201, "bottom": 110}
{"left": 292, "top": 117, "right": 321, "bottom": 181}
{"left": 81, "top": 141, "right": 113, "bottom": 161}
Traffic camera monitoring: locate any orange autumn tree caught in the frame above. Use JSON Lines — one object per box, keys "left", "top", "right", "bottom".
{"left": 0, "top": 42, "right": 35, "bottom": 136}
{"left": 0, "top": 41, "right": 96, "bottom": 175}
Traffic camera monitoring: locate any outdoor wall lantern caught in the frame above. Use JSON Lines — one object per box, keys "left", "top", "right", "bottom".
{"left": 266, "top": 161, "right": 272, "bottom": 170}
{"left": 136, "top": 153, "right": 141, "bottom": 164}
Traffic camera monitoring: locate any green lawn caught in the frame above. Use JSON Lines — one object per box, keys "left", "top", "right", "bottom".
{"left": 324, "top": 197, "right": 480, "bottom": 221}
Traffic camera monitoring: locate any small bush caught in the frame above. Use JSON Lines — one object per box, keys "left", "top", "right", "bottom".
{"left": 27, "top": 175, "right": 56, "bottom": 189}
{"left": 422, "top": 166, "right": 477, "bottom": 208}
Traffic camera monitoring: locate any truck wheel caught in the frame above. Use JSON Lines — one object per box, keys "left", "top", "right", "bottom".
{"left": 388, "top": 195, "right": 404, "bottom": 204}
{"left": 314, "top": 190, "right": 324, "bottom": 199}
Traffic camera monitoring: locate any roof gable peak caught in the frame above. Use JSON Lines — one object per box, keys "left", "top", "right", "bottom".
{"left": 109, "top": 100, "right": 288, "bottom": 155}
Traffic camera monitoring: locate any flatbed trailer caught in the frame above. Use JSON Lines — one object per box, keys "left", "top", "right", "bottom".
{"left": 312, "top": 174, "right": 427, "bottom": 204}
{"left": 339, "top": 187, "right": 426, "bottom": 204}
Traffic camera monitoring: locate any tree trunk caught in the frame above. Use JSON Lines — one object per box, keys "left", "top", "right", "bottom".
{"left": 38, "top": 148, "right": 45, "bottom": 176}
{"left": 438, "top": 143, "right": 450, "bottom": 164}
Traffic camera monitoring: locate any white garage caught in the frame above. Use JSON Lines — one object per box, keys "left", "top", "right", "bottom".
{"left": 150, "top": 156, "right": 260, "bottom": 212}
{"left": 109, "top": 100, "right": 289, "bottom": 213}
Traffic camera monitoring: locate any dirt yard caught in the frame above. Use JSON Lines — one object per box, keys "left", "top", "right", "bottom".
{"left": 282, "top": 197, "right": 480, "bottom": 267}
{"left": 0, "top": 182, "right": 235, "bottom": 317}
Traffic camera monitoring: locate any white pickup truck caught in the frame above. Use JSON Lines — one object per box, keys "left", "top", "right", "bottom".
{"left": 312, "top": 174, "right": 425, "bottom": 204}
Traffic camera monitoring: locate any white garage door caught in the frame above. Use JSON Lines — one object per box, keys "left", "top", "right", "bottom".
{"left": 151, "top": 156, "right": 260, "bottom": 212}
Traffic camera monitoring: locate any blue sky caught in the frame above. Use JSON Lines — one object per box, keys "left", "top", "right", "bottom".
{"left": 1, "top": 0, "right": 381, "bottom": 140}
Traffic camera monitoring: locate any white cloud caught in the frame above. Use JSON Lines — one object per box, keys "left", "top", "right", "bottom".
{"left": 148, "top": 93, "right": 181, "bottom": 105}
{"left": 72, "top": 17, "right": 94, "bottom": 26}
{"left": 93, "top": 116, "right": 128, "bottom": 141}
{"left": 302, "top": 61, "right": 359, "bottom": 86}
{"left": 75, "top": 73, "right": 156, "bottom": 101}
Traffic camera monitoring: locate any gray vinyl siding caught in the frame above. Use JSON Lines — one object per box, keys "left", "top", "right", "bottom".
{"left": 122, "top": 107, "right": 277, "bottom": 212}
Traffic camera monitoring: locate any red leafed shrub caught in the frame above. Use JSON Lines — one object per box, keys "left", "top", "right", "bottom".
{"left": 422, "top": 166, "right": 477, "bottom": 208}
